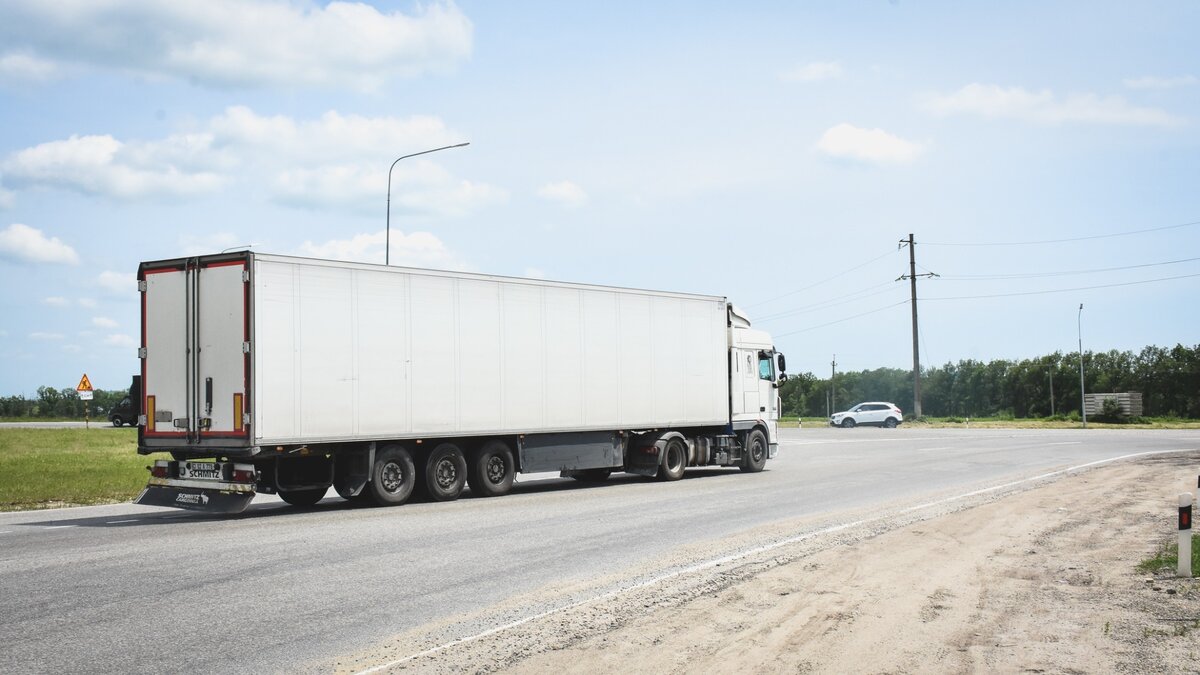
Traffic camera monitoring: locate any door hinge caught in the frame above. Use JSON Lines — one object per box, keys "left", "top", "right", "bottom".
{"left": 242, "top": 270, "right": 250, "bottom": 283}
{"left": 243, "top": 413, "right": 251, "bottom": 425}
{"left": 242, "top": 341, "right": 251, "bottom": 354}
{"left": 137, "top": 347, "right": 147, "bottom": 359}
{"left": 138, "top": 279, "right": 147, "bottom": 292}
{"left": 137, "top": 414, "right": 148, "bottom": 426}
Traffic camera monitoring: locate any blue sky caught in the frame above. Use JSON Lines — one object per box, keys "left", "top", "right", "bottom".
{"left": 0, "top": 1, "right": 1196, "bottom": 397}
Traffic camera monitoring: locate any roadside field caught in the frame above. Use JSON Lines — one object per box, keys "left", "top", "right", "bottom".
{"left": 0, "top": 428, "right": 144, "bottom": 511}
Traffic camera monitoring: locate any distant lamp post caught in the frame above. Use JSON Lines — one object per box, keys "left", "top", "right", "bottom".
{"left": 1078, "top": 303, "right": 1087, "bottom": 428}
{"left": 386, "top": 142, "right": 470, "bottom": 265}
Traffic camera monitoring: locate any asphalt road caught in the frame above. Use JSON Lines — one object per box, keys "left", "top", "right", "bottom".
{"left": 1, "top": 427, "right": 1197, "bottom": 673}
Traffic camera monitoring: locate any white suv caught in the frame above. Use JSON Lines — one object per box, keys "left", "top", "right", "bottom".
{"left": 829, "top": 402, "right": 903, "bottom": 428}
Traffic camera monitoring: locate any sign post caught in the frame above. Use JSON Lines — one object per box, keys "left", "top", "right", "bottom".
{"left": 76, "top": 374, "right": 94, "bottom": 429}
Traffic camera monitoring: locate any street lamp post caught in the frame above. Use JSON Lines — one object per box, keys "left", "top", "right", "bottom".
{"left": 386, "top": 142, "right": 470, "bottom": 265}
{"left": 1078, "top": 303, "right": 1087, "bottom": 429}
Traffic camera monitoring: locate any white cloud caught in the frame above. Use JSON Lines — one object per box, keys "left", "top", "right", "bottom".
{"left": 104, "top": 334, "right": 137, "bottom": 349}
{"left": 536, "top": 180, "right": 588, "bottom": 208}
{"left": 0, "top": 106, "right": 497, "bottom": 215}
{"left": 1, "top": 134, "right": 225, "bottom": 199}
{"left": 780, "top": 61, "right": 843, "bottom": 82}
{"left": 0, "top": 0, "right": 473, "bottom": 92}
{"left": 29, "top": 332, "right": 64, "bottom": 341}
{"left": 296, "top": 230, "right": 469, "bottom": 270}
{"left": 77, "top": 298, "right": 97, "bottom": 309}
{"left": 1123, "top": 75, "right": 1197, "bottom": 90}
{"left": 97, "top": 271, "right": 135, "bottom": 296}
{"left": 61, "top": 344, "right": 82, "bottom": 354}
{"left": 0, "top": 187, "right": 13, "bottom": 209}
{"left": 43, "top": 296, "right": 69, "bottom": 307}
{"left": 0, "top": 51, "right": 59, "bottom": 82}
{"left": 816, "top": 124, "right": 923, "bottom": 164}
{"left": 0, "top": 223, "right": 80, "bottom": 264}
{"left": 92, "top": 317, "right": 118, "bottom": 329}
{"left": 925, "top": 83, "right": 1182, "bottom": 126}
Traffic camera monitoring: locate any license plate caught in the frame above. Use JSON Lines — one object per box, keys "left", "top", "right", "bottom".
{"left": 179, "top": 461, "right": 221, "bottom": 480}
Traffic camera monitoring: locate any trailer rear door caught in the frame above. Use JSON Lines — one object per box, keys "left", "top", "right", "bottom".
{"left": 141, "top": 255, "right": 250, "bottom": 447}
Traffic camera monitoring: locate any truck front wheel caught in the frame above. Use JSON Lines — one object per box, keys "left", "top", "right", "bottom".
{"left": 740, "top": 429, "right": 768, "bottom": 473}
{"left": 468, "top": 440, "right": 515, "bottom": 497}
{"left": 367, "top": 445, "right": 416, "bottom": 506}
{"left": 425, "top": 443, "right": 467, "bottom": 501}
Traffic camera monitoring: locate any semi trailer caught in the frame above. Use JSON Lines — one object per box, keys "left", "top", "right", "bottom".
{"left": 134, "top": 252, "right": 787, "bottom": 513}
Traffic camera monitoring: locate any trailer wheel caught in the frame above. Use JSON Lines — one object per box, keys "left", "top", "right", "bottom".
{"left": 367, "top": 445, "right": 416, "bottom": 506}
{"left": 740, "top": 429, "right": 768, "bottom": 473}
{"left": 279, "top": 487, "right": 327, "bottom": 507}
{"left": 468, "top": 440, "right": 514, "bottom": 497}
{"left": 425, "top": 443, "right": 467, "bottom": 502}
{"left": 657, "top": 438, "right": 687, "bottom": 481}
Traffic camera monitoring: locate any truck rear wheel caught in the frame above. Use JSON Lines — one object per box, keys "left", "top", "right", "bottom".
{"left": 468, "top": 440, "right": 514, "bottom": 497}
{"left": 740, "top": 429, "right": 768, "bottom": 473}
{"left": 367, "top": 445, "right": 416, "bottom": 506}
{"left": 279, "top": 487, "right": 327, "bottom": 507}
{"left": 424, "top": 443, "right": 467, "bottom": 501}
{"left": 657, "top": 438, "right": 687, "bottom": 481}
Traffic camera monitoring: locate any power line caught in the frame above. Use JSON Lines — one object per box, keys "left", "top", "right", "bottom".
{"left": 746, "top": 248, "right": 898, "bottom": 308}
{"left": 773, "top": 300, "right": 909, "bottom": 338}
{"left": 938, "top": 256, "right": 1200, "bottom": 281}
{"left": 755, "top": 282, "right": 902, "bottom": 321}
{"left": 923, "top": 219, "right": 1200, "bottom": 247}
{"left": 923, "top": 272, "right": 1200, "bottom": 301}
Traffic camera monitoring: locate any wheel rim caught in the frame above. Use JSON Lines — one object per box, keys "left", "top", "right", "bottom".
{"left": 485, "top": 456, "right": 506, "bottom": 484}
{"left": 435, "top": 458, "right": 458, "bottom": 489}
{"left": 751, "top": 439, "right": 765, "bottom": 463}
{"left": 381, "top": 461, "right": 406, "bottom": 493}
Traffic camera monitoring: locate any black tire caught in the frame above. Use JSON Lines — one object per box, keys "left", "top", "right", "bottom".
{"left": 110, "top": 416, "right": 124, "bottom": 427}
{"left": 740, "top": 429, "right": 768, "bottom": 473}
{"left": 657, "top": 438, "right": 687, "bottom": 481}
{"left": 279, "top": 487, "right": 327, "bottom": 507}
{"left": 571, "top": 469, "right": 612, "bottom": 482}
{"left": 841, "top": 417, "right": 857, "bottom": 428}
{"left": 424, "top": 443, "right": 467, "bottom": 502}
{"left": 366, "top": 444, "right": 416, "bottom": 506}
{"left": 468, "top": 440, "right": 515, "bottom": 497}
{"left": 884, "top": 417, "right": 898, "bottom": 428}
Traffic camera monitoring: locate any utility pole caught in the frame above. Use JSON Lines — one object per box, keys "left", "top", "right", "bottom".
{"left": 1078, "top": 303, "right": 1087, "bottom": 428}
{"left": 898, "top": 234, "right": 936, "bottom": 418}
{"left": 830, "top": 354, "right": 837, "bottom": 415}
{"left": 1049, "top": 369, "right": 1055, "bottom": 417}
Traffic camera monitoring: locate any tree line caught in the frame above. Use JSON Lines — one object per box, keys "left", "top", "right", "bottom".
{"left": 781, "top": 343, "right": 1200, "bottom": 420}
{"left": 0, "top": 387, "right": 128, "bottom": 419}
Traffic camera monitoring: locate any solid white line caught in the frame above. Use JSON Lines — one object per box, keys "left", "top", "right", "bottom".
{"left": 352, "top": 447, "right": 1187, "bottom": 675}
{"left": 106, "top": 519, "right": 140, "bottom": 524}
{"left": 43, "top": 525, "right": 76, "bottom": 530}
{"left": 0, "top": 531, "right": 11, "bottom": 535}
{"left": 1045, "top": 442, "right": 1083, "bottom": 446}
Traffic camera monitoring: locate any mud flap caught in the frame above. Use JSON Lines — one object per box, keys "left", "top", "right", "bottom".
{"left": 135, "top": 486, "right": 255, "bottom": 514}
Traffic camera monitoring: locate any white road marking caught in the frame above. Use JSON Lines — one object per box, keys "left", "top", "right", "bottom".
{"left": 353, "top": 447, "right": 1188, "bottom": 675}
{"left": 43, "top": 525, "right": 75, "bottom": 530}
{"left": 0, "top": 531, "right": 11, "bottom": 535}
{"left": 1045, "top": 442, "right": 1082, "bottom": 446}
{"left": 106, "top": 519, "right": 140, "bottom": 524}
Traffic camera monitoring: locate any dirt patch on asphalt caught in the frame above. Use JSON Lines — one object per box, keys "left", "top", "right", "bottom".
{"left": 337, "top": 453, "right": 1200, "bottom": 674}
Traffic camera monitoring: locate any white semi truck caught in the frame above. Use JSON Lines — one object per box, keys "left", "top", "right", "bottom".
{"left": 134, "top": 252, "right": 787, "bottom": 513}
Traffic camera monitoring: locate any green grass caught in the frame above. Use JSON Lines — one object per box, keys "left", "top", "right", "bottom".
{"left": 1138, "top": 536, "right": 1200, "bottom": 577}
{"left": 0, "top": 428, "right": 147, "bottom": 510}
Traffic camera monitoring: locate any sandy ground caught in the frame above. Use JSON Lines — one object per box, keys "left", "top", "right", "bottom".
{"left": 336, "top": 452, "right": 1200, "bottom": 674}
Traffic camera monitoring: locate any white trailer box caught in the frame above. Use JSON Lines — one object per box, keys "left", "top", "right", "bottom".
{"left": 140, "top": 253, "right": 728, "bottom": 448}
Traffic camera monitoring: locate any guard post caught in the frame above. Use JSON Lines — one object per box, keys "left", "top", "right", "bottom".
{"left": 1179, "top": 492, "right": 1193, "bottom": 578}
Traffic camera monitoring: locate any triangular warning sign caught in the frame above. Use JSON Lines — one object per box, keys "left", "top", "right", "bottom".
{"left": 76, "top": 374, "right": 93, "bottom": 392}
